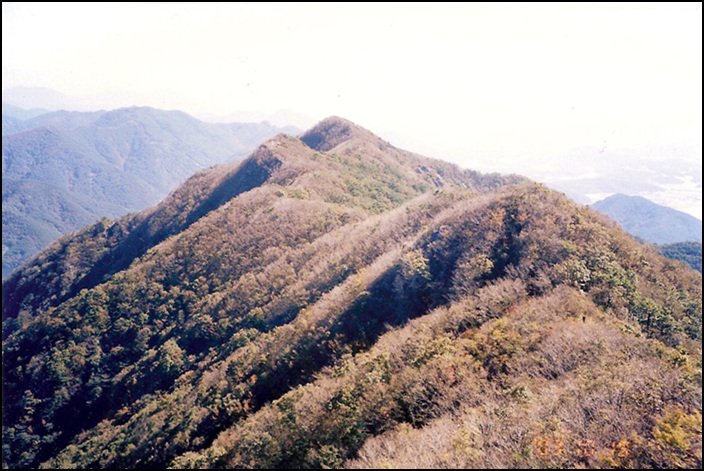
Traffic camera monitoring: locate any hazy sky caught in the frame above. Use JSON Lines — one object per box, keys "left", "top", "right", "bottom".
{"left": 3, "top": 3, "right": 702, "bottom": 217}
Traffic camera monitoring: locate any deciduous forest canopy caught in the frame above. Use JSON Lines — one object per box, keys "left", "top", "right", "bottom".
{"left": 2, "top": 118, "right": 702, "bottom": 469}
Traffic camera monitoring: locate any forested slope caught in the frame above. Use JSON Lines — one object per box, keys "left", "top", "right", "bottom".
{"left": 2, "top": 106, "right": 297, "bottom": 276}
{"left": 2, "top": 118, "right": 701, "bottom": 469}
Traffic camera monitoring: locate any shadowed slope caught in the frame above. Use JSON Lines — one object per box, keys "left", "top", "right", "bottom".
{"left": 2, "top": 106, "right": 298, "bottom": 276}
{"left": 2, "top": 118, "right": 700, "bottom": 470}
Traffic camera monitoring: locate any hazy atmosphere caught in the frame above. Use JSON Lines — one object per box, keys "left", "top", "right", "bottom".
{"left": 3, "top": 2, "right": 702, "bottom": 218}
{"left": 3, "top": 4, "right": 702, "bottom": 470}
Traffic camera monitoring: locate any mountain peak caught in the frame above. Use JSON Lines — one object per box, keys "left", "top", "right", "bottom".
{"left": 299, "top": 116, "right": 381, "bottom": 152}
{"left": 591, "top": 193, "right": 702, "bottom": 244}
{"left": 3, "top": 111, "right": 702, "bottom": 470}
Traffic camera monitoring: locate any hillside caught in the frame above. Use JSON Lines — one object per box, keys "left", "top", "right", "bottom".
{"left": 2, "top": 118, "right": 701, "bottom": 469}
{"left": 1, "top": 105, "right": 298, "bottom": 277}
{"left": 659, "top": 241, "right": 703, "bottom": 273}
{"left": 591, "top": 193, "right": 702, "bottom": 244}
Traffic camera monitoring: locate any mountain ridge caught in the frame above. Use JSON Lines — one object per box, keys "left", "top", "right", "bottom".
{"left": 1, "top": 105, "right": 300, "bottom": 277}
{"left": 591, "top": 193, "right": 702, "bottom": 244}
{"left": 2, "top": 117, "right": 701, "bottom": 470}
{"left": 3, "top": 119, "right": 519, "bottom": 323}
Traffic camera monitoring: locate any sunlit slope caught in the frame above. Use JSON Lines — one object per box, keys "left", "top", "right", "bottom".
{"left": 2, "top": 118, "right": 700, "bottom": 469}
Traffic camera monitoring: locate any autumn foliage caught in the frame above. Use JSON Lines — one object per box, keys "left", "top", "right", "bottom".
{"left": 2, "top": 117, "right": 701, "bottom": 469}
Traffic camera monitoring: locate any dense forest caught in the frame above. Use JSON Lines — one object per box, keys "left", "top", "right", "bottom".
{"left": 660, "top": 241, "right": 702, "bottom": 273}
{"left": 2, "top": 117, "right": 701, "bottom": 469}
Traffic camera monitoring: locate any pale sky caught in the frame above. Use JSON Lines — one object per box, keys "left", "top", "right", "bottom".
{"left": 3, "top": 3, "right": 702, "bottom": 218}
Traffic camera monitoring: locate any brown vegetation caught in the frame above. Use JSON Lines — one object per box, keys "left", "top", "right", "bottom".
{"left": 2, "top": 118, "right": 701, "bottom": 469}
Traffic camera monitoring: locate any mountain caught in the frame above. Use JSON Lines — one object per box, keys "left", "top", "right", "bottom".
{"left": 1, "top": 102, "right": 51, "bottom": 121}
{"left": 591, "top": 194, "right": 702, "bottom": 244}
{"left": 1, "top": 105, "right": 299, "bottom": 277}
{"left": 2, "top": 86, "right": 116, "bottom": 113}
{"left": 531, "top": 145, "right": 702, "bottom": 224}
{"left": 590, "top": 194, "right": 702, "bottom": 270}
{"left": 2, "top": 118, "right": 701, "bottom": 469}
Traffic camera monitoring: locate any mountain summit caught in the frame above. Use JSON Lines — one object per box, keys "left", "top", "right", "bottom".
{"left": 2, "top": 118, "right": 701, "bottom": 470}
{"left": 591, "top": 193, "right": 702, "bottom": 244}
{"left": 300, "top": 116, "right": 383, "bottom": 152}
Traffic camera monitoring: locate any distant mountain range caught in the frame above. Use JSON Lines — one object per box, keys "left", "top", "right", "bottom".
{"left": 2, "top": 102, "right": 52, "bottom": 121}
{"left": 591, "top": 193, "right": 702, "bottom": 244}
{"left": 2, "top": 104, "right": 298, "bottom": 277}
{"left": 3, "top": 117, "right": 700, "bottom": 470}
